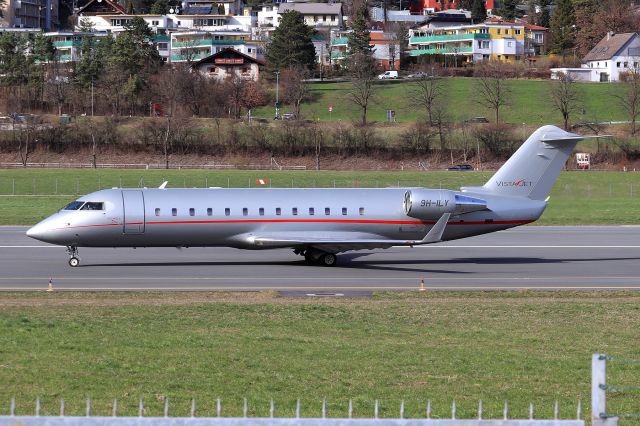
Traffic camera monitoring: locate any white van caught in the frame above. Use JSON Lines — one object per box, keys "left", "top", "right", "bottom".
{"left": 377, "top": 71, "right": 398, "bottom": 80}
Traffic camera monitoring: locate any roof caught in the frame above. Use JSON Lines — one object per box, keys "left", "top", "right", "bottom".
{"left": 192, "top": 47, "right": 265, "bottom": 67}
{"left": 514, "top": 18, "right": 547, "bottom": 31}
{"left": 583, "top": 32, "right": 638, "bottom": 62}
{"left": 278, "top": 2, "right": 342, "bottom": 15}
{"left": 77, "top": 0, "right": 126, "bottom": 15}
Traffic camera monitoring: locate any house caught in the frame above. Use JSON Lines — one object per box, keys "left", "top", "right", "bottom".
{"left": 44, "top": 31, "right": 109, "bottom": 62}
{"left": 408, "top": 0, "right": 494, "bottom": 15}
{"left": 551, "top": 32, "right": 640, "bottom": 82}
{"left": 257, "top": 1, "right": 342, "bottom": 34}
{"left": 170, "top": 30, "right": 264, "bottom": 62}
{"left": 192, "top": 47, "right": 264, "bottom": 81}
{"left": 330, "top": 29, "right": 401, "bottom": 71}
{"left": 486, "top": 17, "right": 547, "bottom": 56}
{"left": 408, "top": 21, "right": 526, "bottom": 64}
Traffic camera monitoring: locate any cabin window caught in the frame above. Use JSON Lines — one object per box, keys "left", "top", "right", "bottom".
{"left": 81, "top": 202, "right": 104, "bottom": 210}
{"left": 292, "top": 207, "right": 298, "bottom": 215}
{"left": 207, "top": 208, "right": 213, "bottom": 216}
{"left": 342, "top": 207, "right": 347, "bottom": 215}
{"left": 276, "top": 207, "right": 281, "bottom": 215}
{"left": 243, "top": 208, "right": 248, "bottom": 216}
{"left": 155, "top": 208, "right": 161, "bottom": 216}
{"left": 63, "top": 201, "right": 84, "bottom": 210}
{"left": 259, "top": 207, "right": 264, "bottom": 216}
{"left": 359, "top": 207, "right": 365, "bottom": 215}
{"left": 225, "top": 208, "right": 230, "bottom": 216}
{"left": 172, "top": 208, "right": 177, "bottom": 216}
{"left": 309, "top": 207, "right": 315, "bottom": 215}
{"left": 189, "top": 208, "right": 195, "bottom": 216}
{"left": 325, "top": 207, "right": 330, "bottom": 215}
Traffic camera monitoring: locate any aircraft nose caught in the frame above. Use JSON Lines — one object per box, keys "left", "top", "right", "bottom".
{"left": 26, "top": 223, "right": 47, "bottom": 241}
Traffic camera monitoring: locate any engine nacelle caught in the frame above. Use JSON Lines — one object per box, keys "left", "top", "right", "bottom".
{"left": 403, "top": 189, "right": 456, "bottom": 220}
{"left": 404, "top": 190, "right": 487, "bottom": 220}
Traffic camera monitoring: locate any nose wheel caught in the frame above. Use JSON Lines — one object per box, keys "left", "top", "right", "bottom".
{"left": 66, "top": 246, "right": 80, "bottom": 267}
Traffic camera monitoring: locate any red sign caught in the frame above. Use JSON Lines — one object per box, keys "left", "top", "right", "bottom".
{"left": 328, "top": 105, "right": 333, "bottom": 112}
{"left": 214, "top": 58, "right": 244, "bottom": 64}
{"left": 256, "top": 179, "right": 268, "bottom": 185}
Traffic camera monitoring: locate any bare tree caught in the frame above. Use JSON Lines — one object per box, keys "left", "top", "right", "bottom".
{"left": 474, "top": 63, "right": 511, "bottom": 123}
{"left": 549, "top": 72, "right": 582, "bottom": 130}
{"left": 345, "top": 52, "right": 377, "bottom": 125}
{"left": 151, "top": 66, "right": 185, "bottom": 168}
{"left": 616, "top": 69, "right": 640, "bottom": 135}
{"left": 281, "top": 66, "right": 309, "bottom": 119}
{"left": 45, "top": 61, "right": 73, "bottom": 116}
{"left": 408, "top": 75, "right": 447, "bottom": 126}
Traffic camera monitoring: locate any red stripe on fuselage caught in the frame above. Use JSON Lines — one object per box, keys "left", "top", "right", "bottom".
{"left": 57, "top": 218, "right": 535, "bottom": 230}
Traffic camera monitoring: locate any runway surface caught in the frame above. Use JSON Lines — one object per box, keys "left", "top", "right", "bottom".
{"left": 1, "top": 226, "right": 639, "bottom": 291}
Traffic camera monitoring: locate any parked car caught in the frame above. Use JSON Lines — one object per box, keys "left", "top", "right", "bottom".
{"left": 464, "top": 116, "right": 489, "bottom": 123}
{"left": 282, "top": 112, "right": 297, "bottom": 120}
{"left": 407, "top": 71, "right": 428, "bottom": 79}
{"left": 447, "top": 164, "right": 474, "bottom": 171}
{"left": 377, "top": 71, "right": 398, "bottom": 80}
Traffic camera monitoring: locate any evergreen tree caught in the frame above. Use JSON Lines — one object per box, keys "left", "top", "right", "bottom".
{"left": 538, "top": 0, "right": 551, "bottom": 27}
{"left": 265, "top": 10, "right": 316, "bottom": 72}
{"left": 347, "top": 4, "right": 372, "bottom": 57}
{"left": 457, "top": 0, "right": 474, "bottom": 11}
{"left": 549, "top": 0, "right": 576, "bottom": 54}
{"left": 471, "top": 0, "right": 487, "bottom": 22}
{"left": 496, "top": 0, "right": 520, "bottom": 21}
{"left": 150, "top": 0, "right": 168, "bottom": 14}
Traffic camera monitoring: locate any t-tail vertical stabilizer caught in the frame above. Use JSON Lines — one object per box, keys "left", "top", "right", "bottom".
{"left": 477, "top": 125, "right": 583, "bottom": 200}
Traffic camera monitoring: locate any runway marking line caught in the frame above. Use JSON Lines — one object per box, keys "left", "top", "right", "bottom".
{"left": 1, "top": 286, "right": 640, "bottom": 291}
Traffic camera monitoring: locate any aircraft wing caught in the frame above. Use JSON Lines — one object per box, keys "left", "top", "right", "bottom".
{"left": 249, "top": 213, "right": 450, "bottom": 253}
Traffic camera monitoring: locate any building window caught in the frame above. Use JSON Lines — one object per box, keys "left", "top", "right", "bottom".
{"left": 172, "top": 208, "right": 177, "bottom": 216}
{"left": 507, "top": 41, "right": 513, "bottom": 47}
{"left": 617, "top": 62, "right": 621, "bottom": 68}
{"left": 225, "top": 208, "right": 230, "bottom": 216}
{"left": 157, "top": 42, "right": 168, "bottom": 50}
{"left": 342, "top": 207, "right": 347, "bottom": 215}
{"left": 480, "top": 28, "right": 488, "bottom": 34}
{"left": 497, "top": 29, "right": 501, "bottom": 34}
{"left": 515, "top": 29, "right": 521, "bottom": 35}
{"left": 152, "top": 20, "right": 159, "bottom": 26}
{"left": 624, "top": 62, "right": 628, "bottom": 68}
{"left": 207, "top": 208, "right": 213, "bottom": 216}
{"left": 155, "top": 208, "right": 161, "bottom": 216}
{"left": 505, "top": 29, "right": 509, "bottom": 34}
{"left": 323, "top": 15, "right": 327, "bottom": 21}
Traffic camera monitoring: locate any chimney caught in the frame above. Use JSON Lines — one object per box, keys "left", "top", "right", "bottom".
{"left": 607, "top": 31, "right": 615, "bottom": 40}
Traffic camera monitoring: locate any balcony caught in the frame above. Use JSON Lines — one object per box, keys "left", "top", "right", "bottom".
{"left": 331, "top": 37, "right": 348, "bottom": 46}
{"left": 170, "top": 52, "right": 210, "bottom": 61}
{"left": 57, "top": 54, "right": 72, "bottom": 61}
{"left": 172, "top": 38, "right": 246, "bottom": 48}
{"left": 409, "top": 32, "right": 489, "bottom": 44}
{"left": 409, "top": 46, "right": 473, "bottom": 56}
{"left": 53, "top": 40, "right": 81, "bottom": 48}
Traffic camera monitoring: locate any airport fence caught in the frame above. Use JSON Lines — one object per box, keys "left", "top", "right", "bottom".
{"left": 0, "top": 176, "right": 639, "bottom": 199}
{"left": 0, "top": 397, "right": 585, "bottom": 426}
{"left": 592, "top": 354, "right": 640, "bottom": 426}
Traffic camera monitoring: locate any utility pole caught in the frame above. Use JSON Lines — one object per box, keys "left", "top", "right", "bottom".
{"left": 274, "top": 70, "right": 280, "bottom": 119}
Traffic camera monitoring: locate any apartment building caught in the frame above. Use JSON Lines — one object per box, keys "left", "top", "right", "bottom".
{"left": 330, "top": 29, "right": 401, "bottom": 71}
{"left": 44, "top": 31, "right": 108, "bottom": 62}
{"left": 170, "top": 30, "right": 263, "bottom": 62}
{"left": 0, "top": 0, "right": 59, "bottom": 30}
{"left": 408, "top": 21, "right": 526, "bottom": 63}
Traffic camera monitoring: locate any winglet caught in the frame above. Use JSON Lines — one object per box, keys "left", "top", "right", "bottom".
{"left": 418, "top": 213, "right": 451, "bottom": 245}
{"left": 159, "top": 181, "right": 168, "bottom": 189}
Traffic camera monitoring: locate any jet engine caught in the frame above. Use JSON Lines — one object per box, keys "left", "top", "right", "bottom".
{"left": 403, "top": 190, "right": 487, "bottom": 220}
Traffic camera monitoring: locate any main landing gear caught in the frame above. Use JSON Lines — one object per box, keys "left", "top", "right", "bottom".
{"left": 66, "top": 246, "right": 80, "bottom": 267}
{"left": 294, "top": 249, "right": 338, "bottom": 266}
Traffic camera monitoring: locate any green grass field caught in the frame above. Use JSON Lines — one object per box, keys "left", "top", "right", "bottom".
{"left": 0, "top": 169, "right": 638, "bottom": 226}
{"left": 0, "top": 291, "right": 639, "bottom": 420}
{"left": 251, "top": 79, "right": 629, "bottom": 125}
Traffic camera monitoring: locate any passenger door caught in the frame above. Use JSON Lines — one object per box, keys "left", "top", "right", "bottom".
{"left": 122, "top": 190, "right": 145, "bottom": 234}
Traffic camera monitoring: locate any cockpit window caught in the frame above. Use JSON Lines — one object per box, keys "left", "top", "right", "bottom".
{"left": 63, "top": 201, "right": 84, "bottom": 210}
{"left": 80, "top": 202, "right": 105, "bottom": 211}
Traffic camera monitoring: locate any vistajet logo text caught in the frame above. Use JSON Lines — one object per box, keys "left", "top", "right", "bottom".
{"left": 496, "top": 178, "right": 532, "bottom": 187}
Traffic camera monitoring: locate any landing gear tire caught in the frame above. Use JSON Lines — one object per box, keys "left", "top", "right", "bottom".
{"left": 320, "top": 253, "right": 337, "bottom": 267}
{"left": 68, "top": 257, "right": 80, "bottom": 267}
{"left": 304, "top": 253, "right": 316, "bottom": 264}
{"left": 66, "top": 246, "right": 80, "bottom": 267}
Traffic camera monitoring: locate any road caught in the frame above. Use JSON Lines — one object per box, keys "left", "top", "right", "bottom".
{"left": 1, "top": 226, "right": 639, "bottom": 291}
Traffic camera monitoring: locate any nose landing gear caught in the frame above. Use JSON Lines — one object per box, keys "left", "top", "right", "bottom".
{"left": 66, "top": 246, "right": 80, "bottom": 267}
